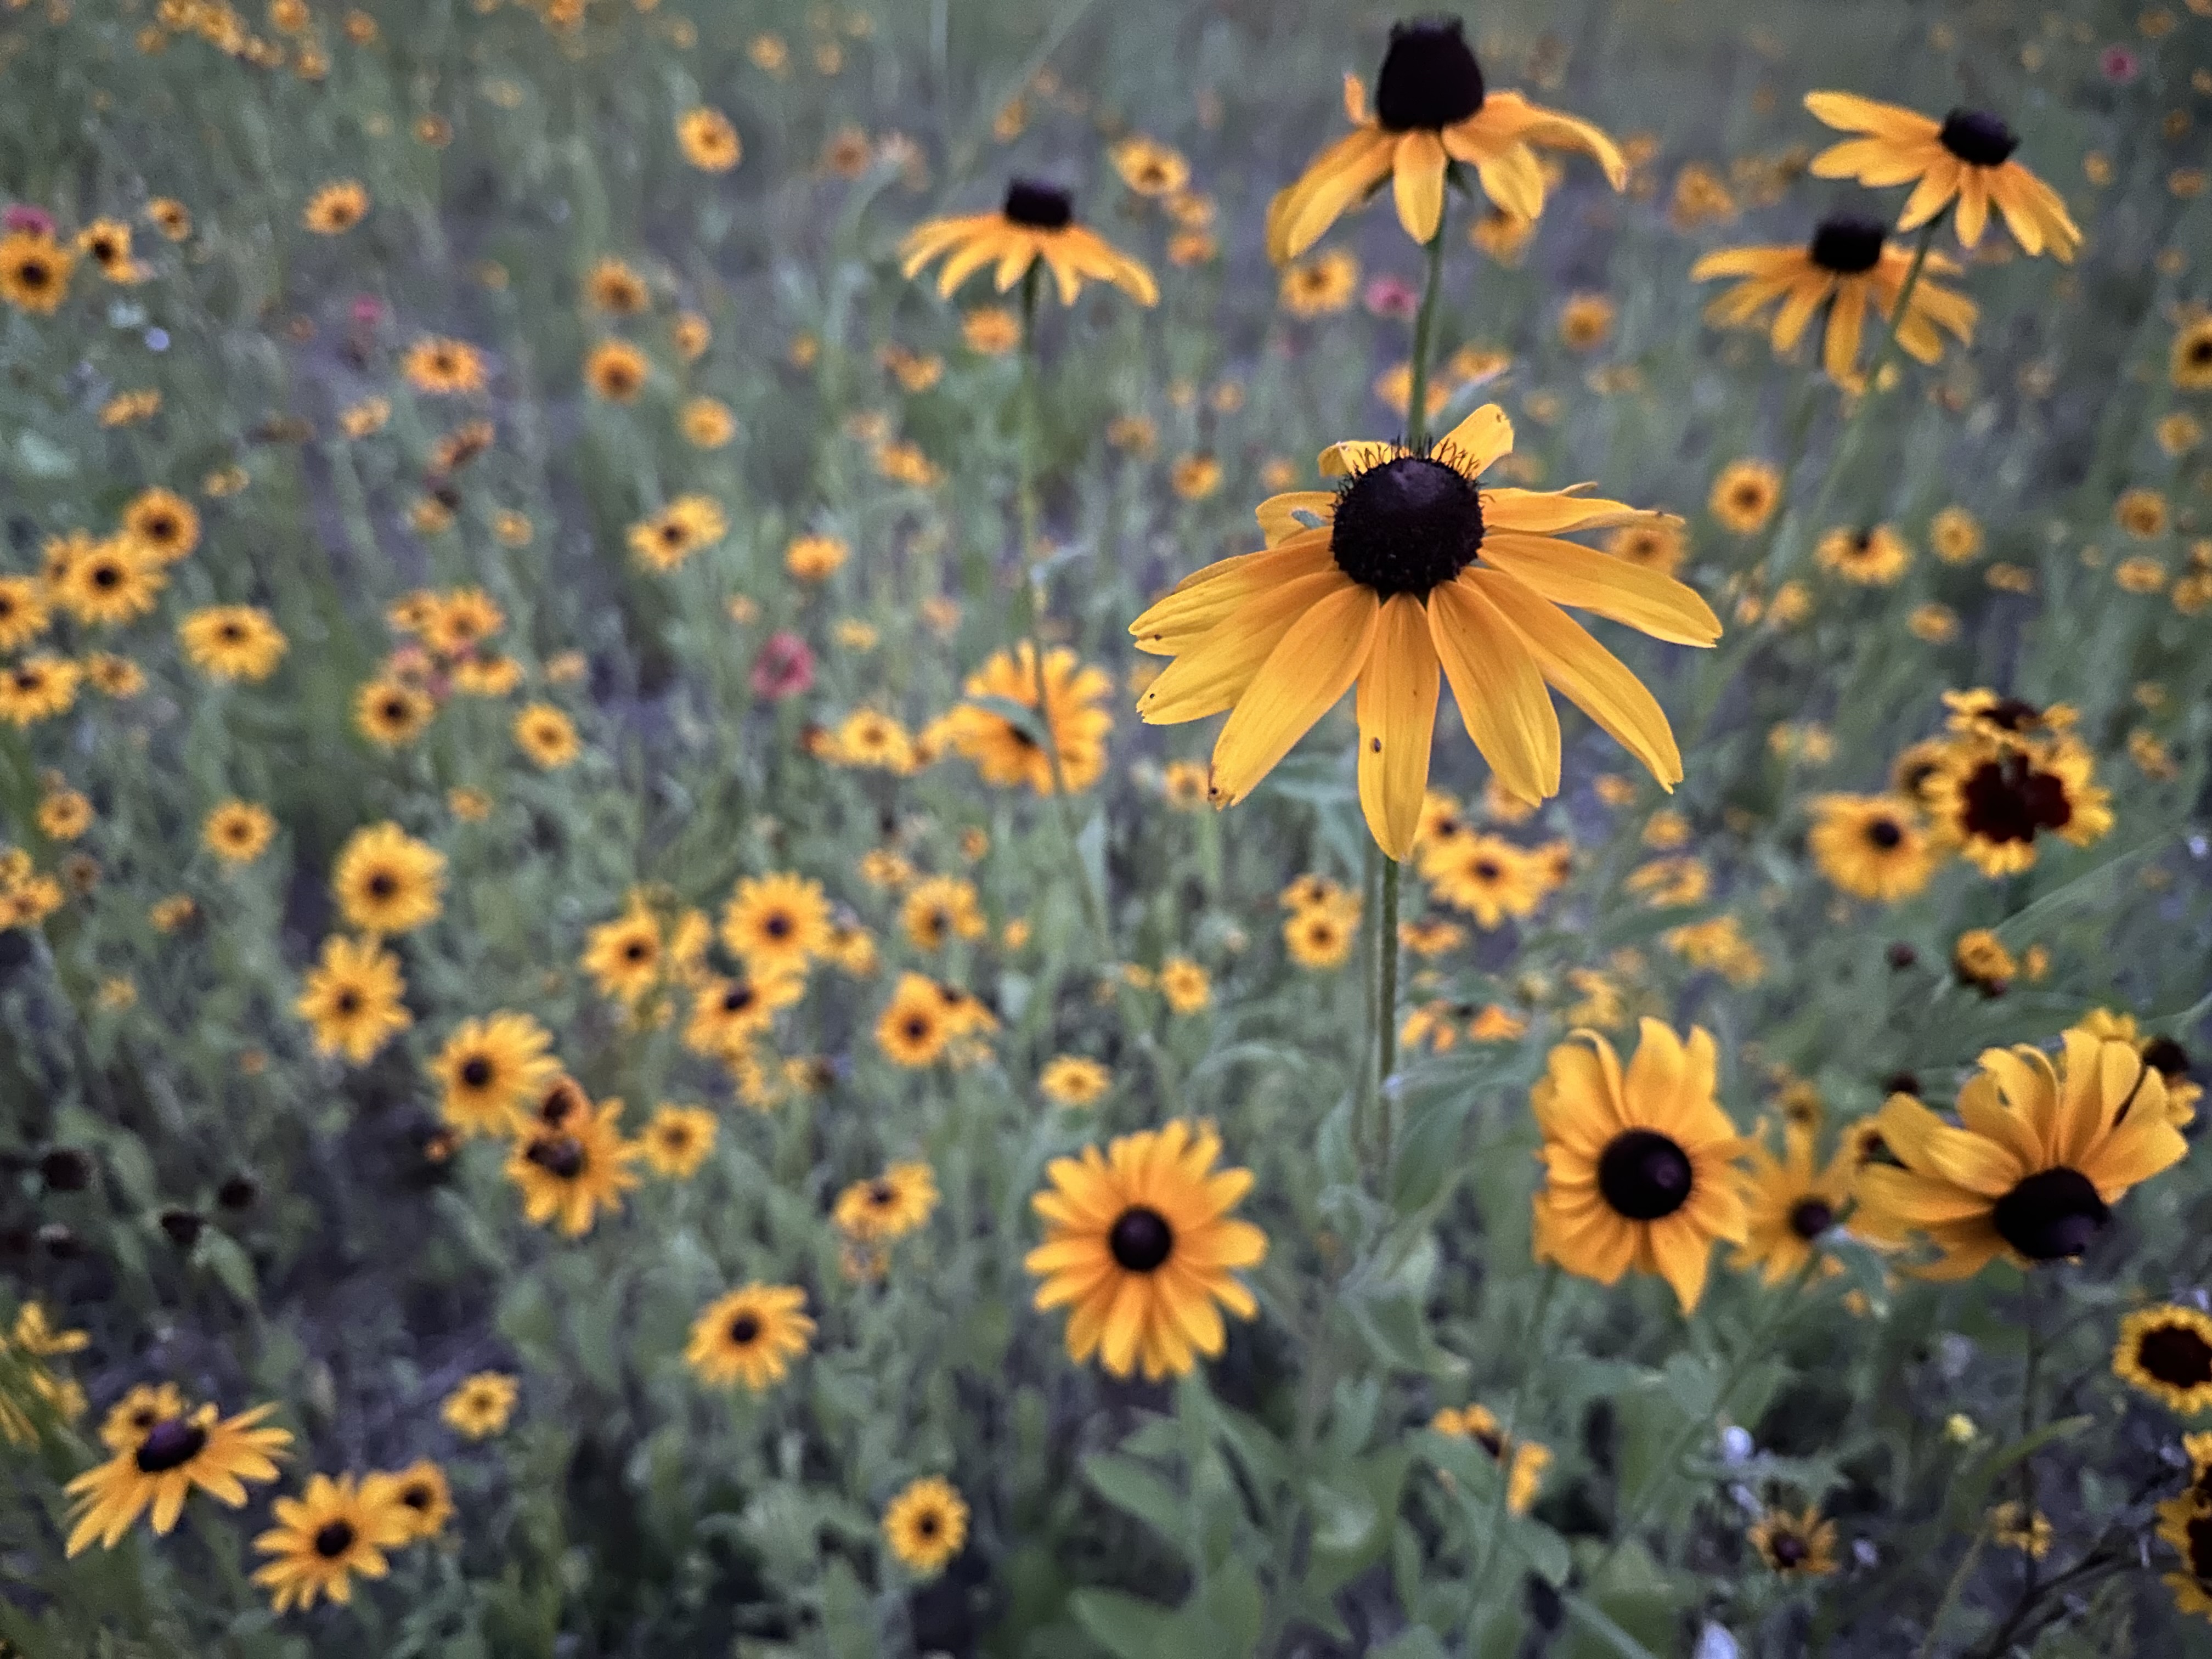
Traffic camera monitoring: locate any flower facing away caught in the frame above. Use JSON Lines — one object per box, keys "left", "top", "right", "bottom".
{"left": 1733, "top": 1121, "right": 1857, "bottom": 1284}
{"left": 1530, "top": 1020, "right": 1749, "bottom": 1313}
{"left": 1025, "top": 1120, "right": 1267, "bottom": 1380}
{"left": 296, "top": 934, "right": 412, "bottom": 1064}
{"left": 2113, "top": 1304, "right": 2212, "bottom": 1415}
{"left": 685, "top": 1284, "right": 815, "bottom": 1390}
{"left": 882, "top": 1476, "right": 969, "bottom": 1577}
{"left": 441, "top": 1373, "right": 517, "bottom": 1440}
{"left": 1806, "top": 793, "right": 1940, "bottom": 901}
{"left": 1430, "top": 1403, "right": 1550, "bottom": 1513}
{"left": 1130, "top": 406, "right": 1720, "bottom": 859}
{"left": 1691, "top": 216, "right": 1977, "bottom": 385}
{"left": 250, "top": 1472, "right": 414, "bottom": 1613}
{"left": 1748, "top": 1505, "right": 1839, "bottom": 1576}
{"left": 430, "top": 1011, "right": 560, "bottom": 1135}
{"left": 505, "top": 1096, "right": 641, "bottom": 1237}
{"left": 1265, "top": 18, "right": 1624, "bottom": 261}
{"left": 899, "top": 179, "right": 1157, "bottom": 306}
{"left": 833, "top": 1162, "right": 940, "bottom": 1241}
{"left": 1805, "top": 93, "right": 2081, "bottom": 262}
{"left": 941, "top": 645, "right": 1114, "bottom": 795}
{"left": 64, "top": 1399, "right": 291, "bottom": 1555}
{"left": 1855, "top": 1033, "right": 2188, "bottom": 1278}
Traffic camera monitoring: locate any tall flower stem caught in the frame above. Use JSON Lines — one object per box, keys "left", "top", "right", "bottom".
{"left": 1784, "top": 215, "right": 1943, "bottom": 574}
{"left": 1464, "top": 1262, "right": 1561, "bottom": 1626}
{"left": 1015, "top": 266, "right": 1109, "bottom": 950}
{"left": 2016, "top": 1269, "right": 2045, "bottom": 1600}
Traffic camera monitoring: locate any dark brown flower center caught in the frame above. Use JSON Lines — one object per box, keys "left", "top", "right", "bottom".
{"left": 916, "top": 1510, "right": 940, "bottom": 1537}
{"left": 2142, "top": 1036, "right": 2190, "bottom": 1080}
{"left": 763, "top": 912, "right": 792, "bottom": 938}
{"left": 334, "top": 990, "right": 360, "bottom": 1013}
{"left": 722, "top": 983, "right": 755, "bottom": 1013}
{"left": 402, "top": 1482, "right": 432, "bottom": 1510}
{"left": 1375, "top": 16, "right": 1485, "bottom": 131}
{"left": 623, "top": 940, "right": 648, "bottom": 960}
{"left": 1333, "top": 455, "right": 1484, "bottom": 596}
{"left": 525, "top": 1135, "right": 586, "bottom": 1179}
{"left": 1809, "top": 215, "right": 1886, "bottom": 275}
{"left": 92, "top": 563, "right": 120, "bottom": 589}
{"left": 1597, "top": 1128, "right": 1694, "bottom": 1221}
{"left": 134, "top": 1418, "right": 207, "bottom": 1473}
{"left": 1959, "top": 752, "right": 2073, "bottom": 845}
{"left": 313, "top": 1520, "right": 356, "bottom": 1558}
{"left": 460, "top": 1057, "right": 494, "bottom": 1087}
{"left": 1865, "top": 817, "right": 1903, "bottom": 850}
{"left": 1108, "top": 1204, "right": 1174, "bottom": 1271}
{"left": 366, "top": 871, "right": 397, "bottom": 898}
{"left": 2188, "top": 1510, "right": 2212, "bottom": 1578}
{"left": 1939, "top": 108, "right": 2019, "bottom": 167}
{"left": 1991, "top": 1166, "right": 2108, "bottom": 1261}
{"left": 1788, "top": 1198, "right": 1835, "bottom": 1239}
{"left": 1771, "top": 1531, "right": 1809, "bottom": 1568}
{"left": 2136, "top": 1322, "right": 2212, "bottom": 1389}
{"left": 1002, "top": 178, "right": 1073, "bottom": 229}
{"left": 729, "top": 1313, "right": 760, "bottom": 1344}
{"left": 870, "top": 1180, "right": 896, "bottom": 1206}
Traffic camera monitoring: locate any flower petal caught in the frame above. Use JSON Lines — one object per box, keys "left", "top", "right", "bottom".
{"left": 1427, "top": 577, "right": 1561, "bottom": 803}
{"left": 1478, "top": 531, "right": 1720, "bottom": 646}
{"left": 1355, "top": 594, "right": 1442, "bottom": 860}
{"left": 1207, "top": 582, "right": 1379, "bottom": 804}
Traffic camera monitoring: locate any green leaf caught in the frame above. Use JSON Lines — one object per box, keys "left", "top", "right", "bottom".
{"left": 199, "top": 1232, "right": 258, "bottom": 1307}
{"left": 1081, "top": 1452, "right": 1186, "bottom": 1548}
{"left": 1372, "top": 1628, "right": 1451, "bottom": 1659}
{"left": 1069, "top": 1588, "right": 1183, "bottom": 1659}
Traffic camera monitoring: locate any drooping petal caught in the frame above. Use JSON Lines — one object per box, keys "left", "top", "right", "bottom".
{"left": 1426, "top": 577, "right": 1560, "bottom": 803}
{"left": 1130, "top": 540, "right": 1337, "bottom": 654}
{"left": 1206, "top": 582, "right": 1380, "bottom": 804}
{"left": 1267, "top": 128, "right": 1396, "bottom": 264}
{"left": 1473, "top": 143, "right": 1546, "bottom": 221}
{"left": 1477, "top": 531, "right": 1721, "bottom": 646}
{"left": 1138, "top": 569, "right": 1353, "bottom": 723}
{"left": 1391, "top": 129, "right": 1449, "bottom": 244}
{"left": 1954, "top": 170, "right": 1989, "bottom": 249}
{"left": 1354, "top": 594, "right": 1442, "bottom": 860}
{"left": 1465, "top": 568, "right": 1683, "bottom": 787}
{"left": 1802, "top": 91, "right": 1939, "bottom": 142}
{"left": 1895, "top": 159, "right": 1962, "bottom": 231}
{"left": 1822, "top": 279, "right": 1868, "bottom": 383}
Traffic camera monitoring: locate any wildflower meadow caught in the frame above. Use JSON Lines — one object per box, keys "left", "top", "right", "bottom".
{"left": 5, "top": 0, "right": 2212, "bottom": 1654}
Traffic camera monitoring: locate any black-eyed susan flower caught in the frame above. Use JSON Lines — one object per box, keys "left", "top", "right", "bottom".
{"left": 385, "top": 1459, "right": 453, "bottom": 1541}
{"left": 832, "top": 1162, "right": 939, "bottom": 1241}
{"left": 899, "top": 179, "right": 1157, "bottom": 307}
{"left": 1923, "top": 735, "right": 2112, "bottom": 877}
{"left": 2159, "top": 1493, "right": 2212, "bottom": 1620}
{"left": 356, "top": 679, "right": 436, "bottom": 748}
{"left": 250, "top": 1472, "right": 413, "bottom": 1612}
{"left": 54, "top": 537, "right": 163, "bottom": 625}
{"left": 584, "top": 256, "right": 648, "bottom": 314}
{"left": 402, "top": 336, "right": 487, "bottom": 396}
{"left": 1709, "top": 459, "right": 1782, "bottom": 534}
{"left": 1805, "top": 93, "right": 2081, "bottom": 262}
{"left": 1265, "top": 18, "right": 1624, "bottom": 262}
{"left": 513, "top": 703, "right": 580, "bottom": 769}
{"left": 582, "top": 900, "right": 662, "bottom": 1004}
{"left": 1429, "top": 1404, "right": 1550, "bottom": 1513}
{"left": 1280, "top": 247, "right": 1360, "bottom": 317}
{"left": 0, "top": 654, "right": 80, "bottom": 727}
{"left": 440, "top": 1373, "right": 517, "bottom": 1440}
{"left": 876, "top": 971, "right": 953, "bottom": 1067}
{"left": 0, "top": 574, "right": 50, "bottom": 651}
{"left": 505, "top": 1095, "right": 640, "bottom": 1237}
{"left": 96, "top": 1382, "right": 184, "bottom": 1454}
{"left": 583, "top": 338, "right": 648, "bottom": 402}
{"left": 203, "top": 800, "right": 275, "bottom": 865}
{"left": 1159, "top": 956, "right": 1211, "bottom": 1013}
{"left": 178, "top": 605, "right": 287, "bottom": 681}
{"left": 296, "top": 934, "right": 412, "bottom": 1064}
{"left": 721, "top": 872, "right": 832, "bottom": 974}
{"left": 640, "top": 1103, "right": 716, "bottom": 1179}
{"left": 1814, "top": 524, "right": 1912, "bottom": 585}
{"left": 901, "top": 874, "right": 985, "bottom": 951}
{"left": 302, "top": 179, "right": 370, "bottom": 234}
{"left": 2113, "top": 1304, "right": 2212, "bottom": 1414}
{"left": 0, "top": 229, "right": 72, "bottom": 313}
{"left": 1857, "top": 1034, "right": 2187, "bottom": 1278}
{"left": 430, "top": 1011, "right": 558, "bottom": 1135}
{"left": 1039, "top": 1056, "right": 1111, "bottom": 1108}
{"left": 1806, "top": 794, "right": 1939, "bottom": 901}
{"left": 1747, "top": 1505, "right": 1838, "bottom": 1576}
{"left": 684, "top": 967, "right": 802, "bottom": 1057}
{"left": 333, "top": 821, "right": 445, "bottom": 935}
{"left": 1025, "top": 1120, "right": 1266, "bottom": 1379}
{"left": 1132, "top": 406, "right": 1718, "bottom": 859}
{"left": 1691, "top": 216, "right": 1977, "bottom": 385}
{"left": 119, "top": 488, "right": 199, "bottom": 564}
{"left": 64, "top": 1398, "right": 291, "bottom": 1555}
{"left": 685, "top": 1284, "right": 814, "bottom": 1390}
{"left": 941, "top": 645, "right": 1114, "bottom": 795}
{"left": 882, "top": 1477, "right": 969, "bottom": 1579}
{"left": 1530, "top": 1020, "right": 1748, "bottom": 1312}
{"left": 1733, "top": 1122, "right": 1856, "bottom": 1284}
{"left": 2173, "top": 318, "right": 2212, "bottom": 392}
{"left": 1420, "top": 831, "right": 1547, "bottom": 928}
{"left": 676, "top": 106, "right": 742, "bottom": 171}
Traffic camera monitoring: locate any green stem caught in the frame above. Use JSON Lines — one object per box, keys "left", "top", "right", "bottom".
{"left": 1464, "top": 1262, "right": 1562, "bottom": 1626}
{"left": 1915, "top": 1524, "right": 1989, "bottom": 1659}
{"left": 2017, "top": 1271, "right": 2045, "bottom": 1601}
{"left": 1375, "top": 854, "right": 1402, "bottom": 1171}
{"left": 1404, "top": 198, "right": 1451, "bottom": 453}
{"left": 1015, "top": 266, "right": 1109, "bottom": 951}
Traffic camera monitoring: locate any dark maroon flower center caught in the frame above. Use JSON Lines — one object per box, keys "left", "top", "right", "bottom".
{"left": 1808, "top": 215, "right": 1886, "bottom": 275}
{"left": 1333, "top": 455, "right": 1484, "bottom": 596}
{"left": 366, "top": 871, "right": 397, "bottom": 898}
{"left": 2136, "top": 1322, "right": 2212, "bottom": 1389}
{"left": 313, "top": 1520, "right": 356, "bottom": 1558}
{"left": 1991, "top": 1166, "right": 2108, "bottom": 1261}
{"left": 1865, "top": 817, "right": 1903, "bottom": 850}
{"left": 1375, "top": 16, "right": 1486, "bottom": 131}
{"left": 2142, "top": 1036, "right": 2190, "bottom": 1080}
{"left": 1108, "top": 1205, "right": 1174, "bottom": 1271}
{"left": 2188, "top": 1511, "right": 2212, "bottom": 1578}
{"left": 722, "top": 984, "right": 755, "bottom": 1013}
{"left": 870, "top": 1181, "right": 896, "bottom": 1206}
{"left": 1939, "top": 108, "right": 2019, "bottom": 167}
{"left": 1771, "top": 1531, "right": 1809, "bottom": 1568}
{"left": 1598, "top": 1129, "right": 1694, "bottom": 1221}
{"left": 1788, "top": 1198, "right": 1835, "bottom": 1240}
{"left": 729, "top": 1313, "right": 760, "bottom": 1344}
{"left": 526, "top": 1135, "right": 586, "bottom": 1179}
{"left": 1003, "top": 179, "right": 1073, "bottom": 229}
{"left": 1959, "top": 752, "right": 2073, "bottom": 845}
{"left": 460, "top": 1057, "right": 494, "bottom": 1088}
{"left": 134, "top": 1418, "right": 207, "bottom": 1473}
{"left": 92, "top": 563, "right": 121, "bottom": 589}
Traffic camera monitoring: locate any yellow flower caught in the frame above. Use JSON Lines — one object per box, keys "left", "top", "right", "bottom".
{"left": 439, "top": 1373, "right": 517, "bottom": 1440}
{"left": 178, "top": 606, "right": 287, "bottom": 681}
{"left": 882, "top": 1476, "right": 969, "bottom": 1577}
{"left": 302, "top": 179, "right": 370, "bottom": 234}
{"left": 900, "top": 180, "right": 1156, "bottom": 306}
{"left": 1040, "top": 1056, "right": 1111, "bottom": 1107}
{"left": 686, "top": 1285, "right": 813, "bottom": 1390}
{"left": 513, "top": 704, "right": 580, "bottom": 768}
{"left": 676, "top": 106, "right": 742, "bottom": 171}
{"left": 296, "top": 934, "right": 411, "bottom": 1064}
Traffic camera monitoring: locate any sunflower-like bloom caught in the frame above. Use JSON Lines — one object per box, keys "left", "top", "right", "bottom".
{"left": 941, "top": 644, "right": 1114, "bottom": 795}
{"left": 685, "top": 1284, "right": 815, "bottom": 1391}
{"left": 1130, "top": 406, "right": 1719, "bottom": 859}
{"left": 2113, "top": 1304, "right": 2212, "bottom": 1415}
{"left": 1266, "top": 18, "right": 1624, "bottom": 261}
{"left": 1747, "top": 1505, "right": 1839, "bottom": 1576}
{"left": 1805, "top": 793, "right": 1940, "bottom": 902}
{"left": 1690, "top": 215, "right": 1977, "bottom": 385}
{"left": 1025, "top": 1120, "right": 1267, "bottom": 1380}
{"left": 1429, "top": 1403, "right": 1550, "bottom": 1514}
{"left": 899, "top": 179, "right": 1156, "bottom": 307}
{"left": 2159, "top": 1492, "right": 2212, "bottom": 1621}
{"left": 1855, "top": 1032, "right": 2188, "bottom": 1280}
{"left": 1923, "top": 733, "right": 2112, "bottom": 877}
{"left": 504, "top": 1096, "right": 641, "bottom": 1238}
{"left": 1733, "top": 1121, "right": 1857, "bottom": 1284}
{"left": 882, "top": 1475, "right": 969, "bottom": 1578}
{"left": 1530, "top": 1020, "right": 1750, "bottom": 1313}
{"left": 1805, "top": 93, "right": 2081, "bottom": 262}
{"left": 64, "top": 1400, "right": 292, "bottom": 1555}
{"left": 250, "top": 1471, "right": 414, "bottom": 1613}
{"left": 833, "top": 1162, "right": 940, "bottom": 1242}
